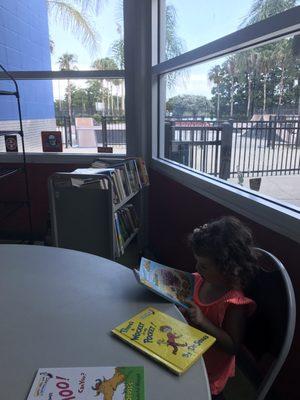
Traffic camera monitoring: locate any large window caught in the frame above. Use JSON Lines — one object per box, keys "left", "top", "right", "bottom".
{"left": 0, "top": 0, "right": 126, "bottom": 155}
{"left": 162, "top": 0, "right": 300, "bottom": 61}
{"left": 154, "top": 1, "right": 300, "bottom": 211}
{"left": 0, "top": 78, "right": 126, "bottom": 153}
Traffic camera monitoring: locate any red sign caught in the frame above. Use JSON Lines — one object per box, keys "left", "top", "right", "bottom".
{"left": 41, "top": 131, "right": 63, "bottom": 152}
{"left": 97, "top": 146, "right": 113, "bottom": 153}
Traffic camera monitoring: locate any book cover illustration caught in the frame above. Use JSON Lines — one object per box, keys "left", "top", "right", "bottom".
{"left": 27, "top": 366, "right": 144, "bottom": 400}
{"left": 112, "top": 307, "right": 215, "bottom": 375}
{"left": 138, "top": 258, "right": 195, "bottom": 308}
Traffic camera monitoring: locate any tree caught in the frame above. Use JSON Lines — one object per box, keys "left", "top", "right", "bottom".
{"left": 225, "top": 57, "right": 239, "bottom": 117}
{"left": 236, "top": 50, "right": 259, "bottom": 118}
{"left": 241, "top": 0, "right": 296, "bottom": 26}
{"left": 257, "top": 44, "right": 274, "bottom": 114}
{"left": 275, "top": 39, "right": 293, "bottom": 107}
{"left": 47, "top": 0, "right": 105, "bottom": 54}
{"left": 166, "top": 95, "right": 212, "bottom": 117}
{"left": 208, "top": 66, "right": 225, "bottom": 119}
{"left": 91, "top": 57, "right": 118, "bottom": 114}
{"left": 58, "top": 53, "right": 78, "bottom": 118}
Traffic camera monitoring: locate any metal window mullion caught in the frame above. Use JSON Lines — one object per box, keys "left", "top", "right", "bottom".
{"left": 0, "top": 70, "right": 125, "bottom": 80}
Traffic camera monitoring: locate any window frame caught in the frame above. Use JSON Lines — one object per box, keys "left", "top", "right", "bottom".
{"left": 151, "top": 1, "right": 300, "bottom": 243}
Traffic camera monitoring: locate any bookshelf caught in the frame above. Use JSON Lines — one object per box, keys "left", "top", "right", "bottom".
{"left": 48, "top": 158, "right": 149, "bottom": 262}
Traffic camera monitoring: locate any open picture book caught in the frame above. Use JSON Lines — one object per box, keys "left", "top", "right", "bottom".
{"left": 112, "top": 307, "right": 215, "bottom": 375}
{"left": 134, "top": 257, "right": 195, "bottom": 309}
{"left": 26, "top": 366, "right": 144, "bottom": 400}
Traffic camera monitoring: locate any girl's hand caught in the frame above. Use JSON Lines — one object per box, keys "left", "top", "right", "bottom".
{"left": 185, "top": 300, "right": 205, "bottom": 326}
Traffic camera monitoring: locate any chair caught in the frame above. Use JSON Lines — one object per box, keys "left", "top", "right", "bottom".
{"left": 235, "top": 248, "right": 296, "bottom": 400}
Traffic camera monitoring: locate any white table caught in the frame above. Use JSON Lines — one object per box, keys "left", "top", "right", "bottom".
{"left": 0, "top": 245, "right": 211, "bottom": 399}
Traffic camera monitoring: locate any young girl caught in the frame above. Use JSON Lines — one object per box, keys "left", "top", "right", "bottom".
{"left": 182, "top": 216, "right": 258, "bottom": 400}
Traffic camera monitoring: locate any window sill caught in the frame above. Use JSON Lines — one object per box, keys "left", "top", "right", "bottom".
{"left": 151, "top": 158, "right": 300, "bottom": 244}
{"left": 0, "top": 152, "right": 126, "bottom": 164}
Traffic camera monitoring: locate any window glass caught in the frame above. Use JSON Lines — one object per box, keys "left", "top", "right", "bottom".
{"left": 0, "top": 78, "right": 126, "bottom": 154}
{"left": 0, "top": 0, "right": 124, "bottom": 71}
{"left": 161, "top": 36, "right": 300, "bottom": 209}
{"left": 162, "top": 0, "right": 299, "bottom": 61}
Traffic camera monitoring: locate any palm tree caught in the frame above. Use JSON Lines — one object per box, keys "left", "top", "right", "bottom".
{"left": 58, "top": 53, "right": 78, "bottom": 118}
{"left": 47, "top": 0, "right": 106, "bottom": 54}
{"left": 236, "top": 50, "right": 259, "bottom": 118}
{"left": 241, "top": 0, "right": 296, "bottom": 26}
{"left": 92, "top": 58, "right": 118, "bottom": 114}
{"left": 225, "top": 57, "right": 238, "bottom": 118}
{"left": 110, "top": 3, "right": 186, "bottom": 91}
{"left": 275, "top": 39, "right": 293, "bottom": 108}
{"left": 111, "top": 22, "right": 125, "bottom": 113}
{"left": 208, "top": 65, "right": 224, "bottom": 119}
{"left": 257, "top": 45, "right": 274, "bottom": 114}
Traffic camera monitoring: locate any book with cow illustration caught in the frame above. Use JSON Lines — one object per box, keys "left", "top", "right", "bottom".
{"left": 112, "top": 307, "right": 216, "bottom": 375}
{"left": 26, "top": 366, "right": 144, "bottom": 400}
{"left": 135, "top": 258, "right": 195, "bottom": 309}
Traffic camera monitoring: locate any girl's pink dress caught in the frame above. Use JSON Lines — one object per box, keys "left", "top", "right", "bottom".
{"left": 193, "top": 273, "right": 256, "bottom": 395}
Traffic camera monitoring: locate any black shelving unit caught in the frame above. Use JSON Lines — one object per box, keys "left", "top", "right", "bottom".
{"left": 0, "top": 64, "right": 33, "bottom": 240}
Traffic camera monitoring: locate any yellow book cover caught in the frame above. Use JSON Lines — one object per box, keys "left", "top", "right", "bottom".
{"left": 112, "top": 307, "right": 216, "bottom": 375}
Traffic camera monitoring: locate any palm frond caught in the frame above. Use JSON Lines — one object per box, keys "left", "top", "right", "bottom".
{"left": 70, "top": 0, "right": 106, "bottom": 15}
{"left": 47, "top": 0, "right": 100, "bottom": 55}
{"left": 114, "top": 0, "right": 124, "bottom": 29}
{"left": 240, "top": 0, "right": 296, "bottom": 27}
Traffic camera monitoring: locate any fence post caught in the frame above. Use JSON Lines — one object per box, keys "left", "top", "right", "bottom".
{"left": 68, "top": 116, "right": 72, "bottom": 147}
{"left": 101, "top": 116, "right": 108, "bottom": 147}
{"left": 267, "top": 118, "right": 276, "bottom": 149}
{"left": 219, "top": 122, "right": 233, "bottom": 180}
{"left": 63, "top": 117, "right": 68, "bottom": 148}
{"left": 164, "top": 121, "right": 173, "bottom": 159}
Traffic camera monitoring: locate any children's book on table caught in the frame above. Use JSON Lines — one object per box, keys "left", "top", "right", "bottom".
{"left": 135, "top": 257, "right": 195, "bottom": 308}
{"left": 26, "top": 366, "right": 144, "bottom": 400}
{"left": 112, "top": 307, "right": 215, "bottom": 375}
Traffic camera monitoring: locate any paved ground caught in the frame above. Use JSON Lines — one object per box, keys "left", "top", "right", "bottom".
{"left": 229, "top": 174, "right": 300, "bottom": 209}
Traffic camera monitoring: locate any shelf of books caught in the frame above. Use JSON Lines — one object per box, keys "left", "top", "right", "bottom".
{"left": 49, "top": 157, "right": 149, "bottom": 263}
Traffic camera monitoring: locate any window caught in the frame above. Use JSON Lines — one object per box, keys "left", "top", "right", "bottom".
{"left": 161, "top": 0, "right": 300, "bottom": 61}
{"left": 154, "top": 1, "right": 300, "bottom": 212}
{"left": 0, "top": 0, "right": 126, "bottom": 154}
{"left": 0, "top": 78, "right": 126, "bottom": 153}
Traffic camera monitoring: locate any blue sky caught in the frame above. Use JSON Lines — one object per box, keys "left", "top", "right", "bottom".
{"left": 48, "top": 0, "right": 251, "bottom": 70}
{"left": 48, "top": 0, "right": 122, "bottom": 70}
{"left": 48, "top": 0, "right": 298, "bottom": 100}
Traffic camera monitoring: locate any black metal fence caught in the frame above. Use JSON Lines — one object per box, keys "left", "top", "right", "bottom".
{"left": 230, "top": 120, "right": 300, "bottom": 177}
{"left": 94, "top": 116, "right": 126, "bottom": 146}
{"left": 56, "top": 115, "right": 126, "bottom": 148}
{"left": 56, "top": 116, "right": 72, "bottom": 148}
{"left": 165, "top": 118, "right": 300, "bottom": 179}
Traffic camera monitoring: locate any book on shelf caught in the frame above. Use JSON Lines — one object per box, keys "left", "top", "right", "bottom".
{"left": 92, "top": 157, "right": 149, "bottom": 189}
{"left": 112, "top": 307, "right": 215, "bottom": 375}
{"left": 71, "top": 158, "right": 148, "bottom": 206}
{"left": 114, "top": 204, "right": 139, "bottom": 258}
{"left": 135, "top": 158, "right": 150, "bottom": 187}
{"left": 26, "top": 366, "right": 144, "bottom": 400}
{"left": 135, "top": 258, "right": 195, "bottom": 309}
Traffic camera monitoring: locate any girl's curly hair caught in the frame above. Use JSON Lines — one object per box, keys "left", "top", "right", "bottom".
{"left": 189, "top": 216, "right": 259, "bottom": 289}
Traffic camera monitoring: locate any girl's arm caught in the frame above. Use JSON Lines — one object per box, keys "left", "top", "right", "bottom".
{"left": 185, "top": 301, "right": 246, "bottom": 355}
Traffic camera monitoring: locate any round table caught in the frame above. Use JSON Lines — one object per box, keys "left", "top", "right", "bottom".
{"left": 0, "top": 245, "right": 211, "bottom": 399}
